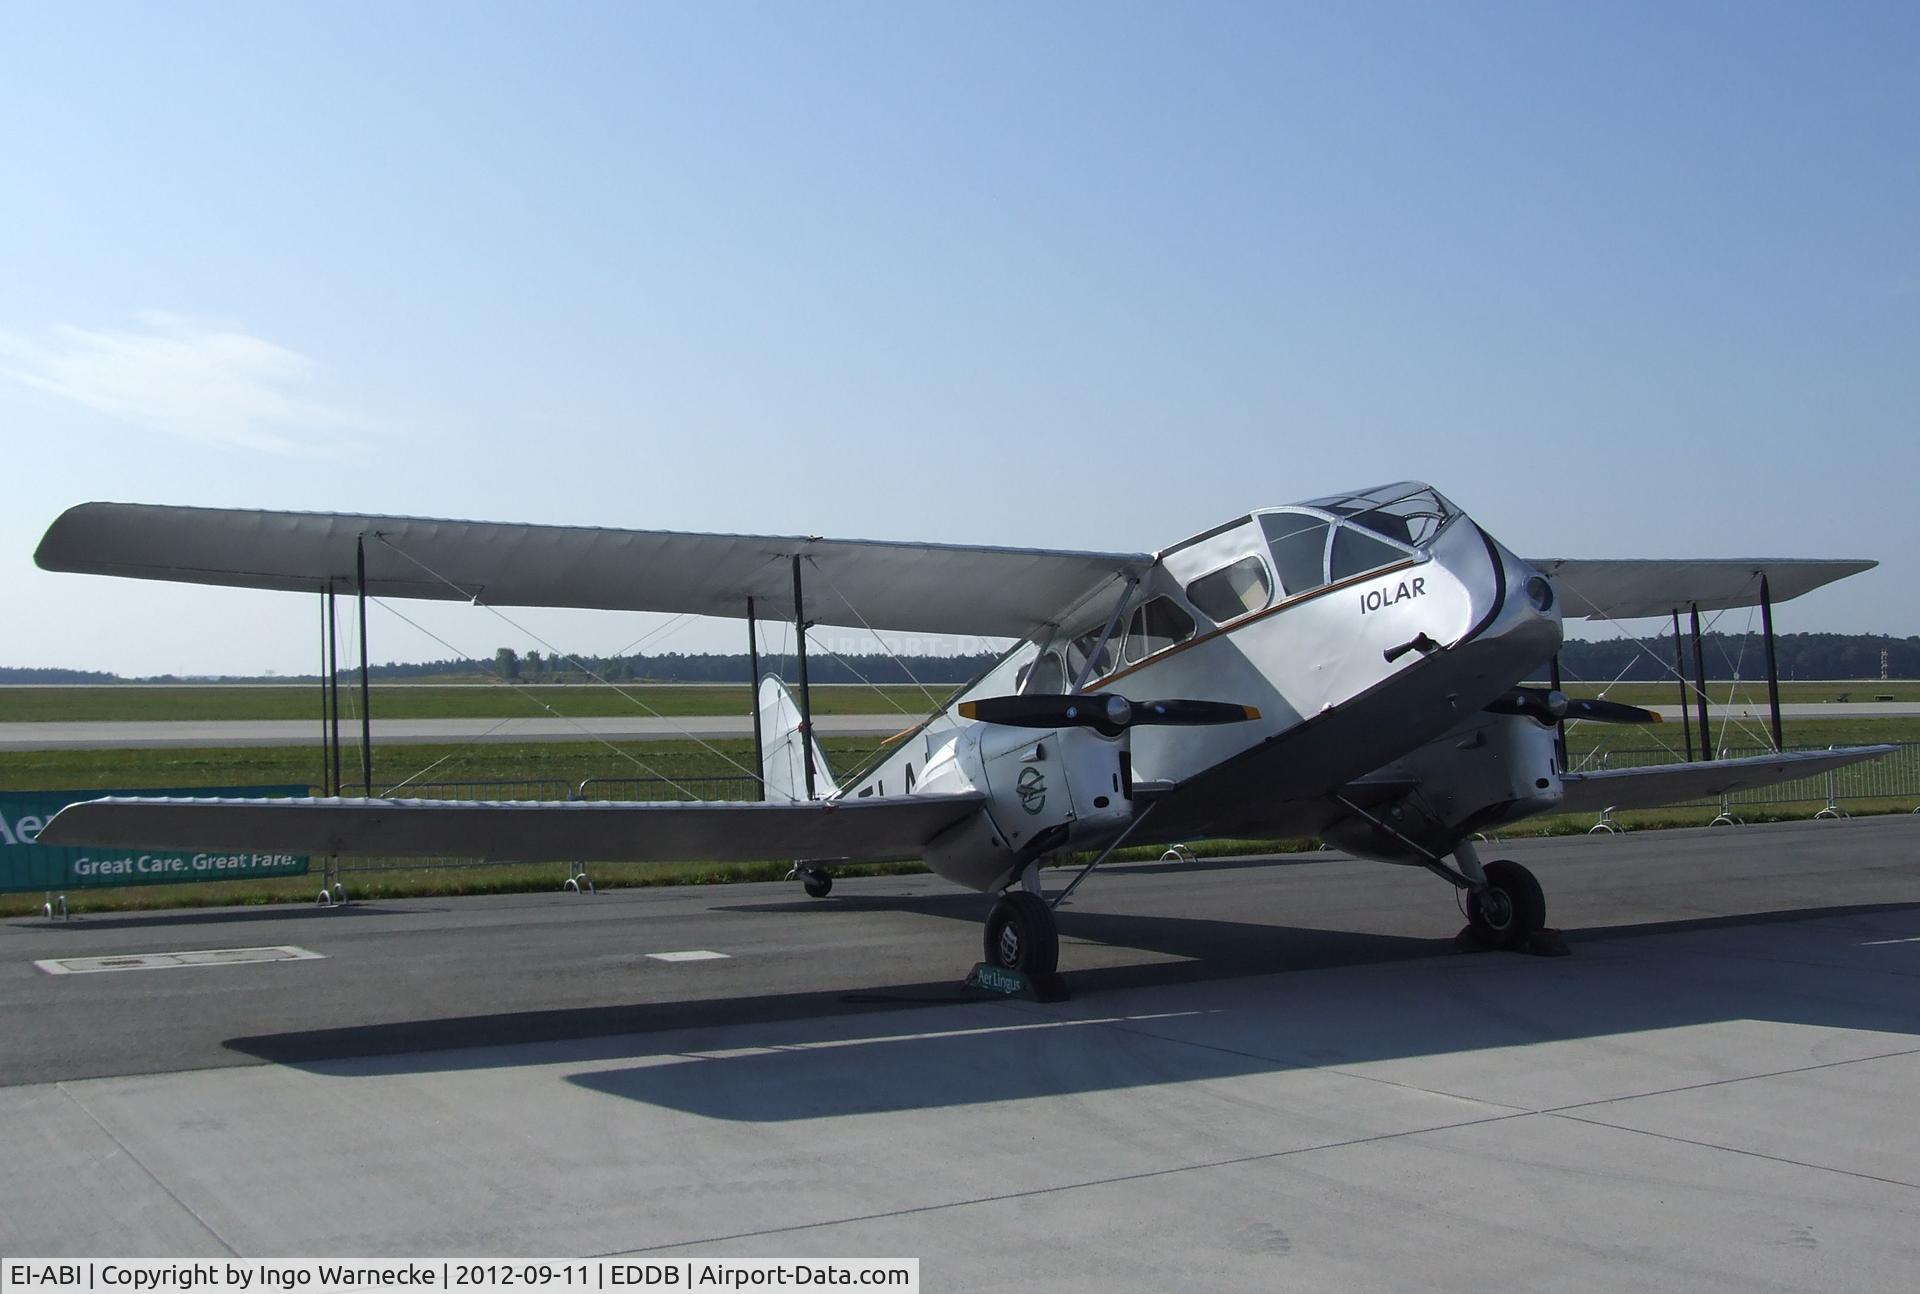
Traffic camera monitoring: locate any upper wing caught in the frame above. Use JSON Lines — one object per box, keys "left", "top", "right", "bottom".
{"left": 1525, "top": 557, "right": 1876, "bottom": 620}
{"left": 36, "top": 503, "right": 1153, "bottom": 638}
{"left": 1556, "top": 746, "right": 1894, "bottom": 815}
{"left": 41, "top": 793, "right": 987, "bottom": 864}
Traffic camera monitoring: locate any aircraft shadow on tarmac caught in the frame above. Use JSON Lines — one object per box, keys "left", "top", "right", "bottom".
{"left": 223, "top": 900, "right": 1920, "bottom": 1123}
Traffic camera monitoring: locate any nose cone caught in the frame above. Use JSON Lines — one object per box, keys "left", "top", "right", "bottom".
{"left": 1479, "top": 537, "right": 1564, "bottom": 667}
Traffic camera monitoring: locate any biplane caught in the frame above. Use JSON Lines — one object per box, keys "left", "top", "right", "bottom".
{"left": 37, "top": 483, "right": 1887, "bottom": 978}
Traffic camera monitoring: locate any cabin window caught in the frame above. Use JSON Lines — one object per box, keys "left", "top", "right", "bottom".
{"left": 1328, "top": 526, "right": 1408, "bottom": 582}
{"left": 1068, "top": 627, "right": 1118, "bottom": 682}
{"left": 1261, "top": 512, "right": 1332, "bottom": 596}
{"left": 1121, "top": 597, "right": 1196, "bottom": 664}
{"left": 1186, "top": 555, "right": 1273, "bottom": 623}
{"left": 1020, "top": 649, "right": 1067, "bottom": 695}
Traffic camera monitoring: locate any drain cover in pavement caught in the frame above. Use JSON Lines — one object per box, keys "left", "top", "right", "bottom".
{"left": 34, "top": 945, "right": 326, "bottom": 975}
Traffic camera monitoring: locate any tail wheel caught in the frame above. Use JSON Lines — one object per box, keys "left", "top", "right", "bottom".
{"left": 983, "top": 892, "right": 1059, "bottom": 977}
{"left": 1466, "top": 859, "right": 1546, "bottom": 949}
{"left": 800, "top": 865, "right": 833, "bottom": 899}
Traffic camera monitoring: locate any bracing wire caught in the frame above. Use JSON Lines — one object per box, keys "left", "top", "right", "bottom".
{"left": 367, "top": 595, "right": 720, "bottom": 801}
{"left": 378, "top": 715, "right": 524, "bottom": 796}
{"left": 369, "top": 533, "right": 791, "bottom": 796}
{"left": 802, "top": 555, "right": 946, "bottom": 712}
{"left": 1548, "top": 569, "right": 1785, "bottom": 766}
{"left": 1709, "top": 602, "right": 1775, "bottom": 753}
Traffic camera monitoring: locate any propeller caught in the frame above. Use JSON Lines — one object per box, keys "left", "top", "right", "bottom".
{"left": 1485, "top": 687, "right": 1662, "bottom": 726}
{"left": 958, "top": 693, "right": 1261, "bottom": 738}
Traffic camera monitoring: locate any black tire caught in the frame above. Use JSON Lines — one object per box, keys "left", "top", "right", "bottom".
{"left": 1466, "top": 859, "right": 1546, "bottom": 949}
{"left": 801, "top": 866, "right": 833, "bottom": 899}
{"left": 983, "top": 892, "right": 1059, "bottom": 977}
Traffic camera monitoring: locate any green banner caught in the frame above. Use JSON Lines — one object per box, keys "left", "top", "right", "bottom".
{"left": 0, "top": 787, "right": 311, "bottom": 893}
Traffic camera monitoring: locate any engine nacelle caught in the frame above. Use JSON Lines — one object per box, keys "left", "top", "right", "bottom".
{"left": 1325, "top": 713, "right": 1563, "bottom": 865}
{"left": 918, "top": 722, "right": 1137, "bottom": 892}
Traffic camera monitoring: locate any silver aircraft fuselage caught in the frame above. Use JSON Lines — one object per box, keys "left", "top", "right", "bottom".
{"left": 842, "top": 483, "right": 1563, "bottom": 892}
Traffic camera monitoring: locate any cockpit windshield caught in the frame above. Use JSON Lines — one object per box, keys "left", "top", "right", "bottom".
{"left": 1255, "top": 482, "right": 1454, "bottom": 599}
{"left": 1302, "top": 482, "right": 1459, "bottom": 548}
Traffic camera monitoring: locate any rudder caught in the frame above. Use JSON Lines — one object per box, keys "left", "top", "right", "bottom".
{"left": 758, "top": 676, "right": 838, "bottom": 802}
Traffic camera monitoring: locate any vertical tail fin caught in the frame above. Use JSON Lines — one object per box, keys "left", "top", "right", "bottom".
{"left": 757, "top": 676, "right": 838, "bottom": 802}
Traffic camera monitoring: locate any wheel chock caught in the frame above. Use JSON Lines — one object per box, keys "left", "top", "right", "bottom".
{"left": 1523, "top": 928, "right": 1572, "bottom": 957}
{"left": 966, "top": 962, "right": 1071, "bottom": 1003}
{"left": 1454, "top": 926, "right": 1572, "bottom": 957}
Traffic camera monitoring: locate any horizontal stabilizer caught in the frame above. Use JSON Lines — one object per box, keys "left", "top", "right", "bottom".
{"left": 1557, "top": 746, "right": 1894, "bottom": 816}
{"left": 36, "top": 503, "right": 1150, "bottom": 638}
{"left": 42, "top": 793, "right": 987, "bottom": 864}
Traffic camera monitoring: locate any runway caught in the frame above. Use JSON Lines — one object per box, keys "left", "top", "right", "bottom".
{"left": 2, "top": 700, "right": 1917, "bottom": 750}
{"left": 4, "top": 817, "right": 1919, "bottom": 1287}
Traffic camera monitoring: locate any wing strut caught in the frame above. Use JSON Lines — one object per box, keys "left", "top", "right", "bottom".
{"left": 1760, "top": 574, "right": 1784, "bottom": 750}
{"left": 747, "top": 595, "right": 767, "bottom": 801}
{"left": 326, "top": 582, "right": 343, "bottom": 794}
{"left": 792, "top": 554, "right": 817, "bottom": 800}
{"left": 1670, "top": 610, "right": 1693, "bottom": 759}
{"left": 356, "top": 534, "right": 373, "bottom": 796}
{"left": 1071, "top": 576, "right": 1140, "bottom": 692}
{"left": 1689, "top": 604, "right": 1710, "bottom": 759}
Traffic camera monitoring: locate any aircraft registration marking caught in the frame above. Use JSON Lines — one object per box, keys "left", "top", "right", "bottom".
{"left": 1359, "top": 575, "right": 1426, "bottom": 615}
{"left": 646, "top": 949, "right": 731, "bottom": 962}
{"left": 34, "top": 945, "right": 325, "bottom": 975}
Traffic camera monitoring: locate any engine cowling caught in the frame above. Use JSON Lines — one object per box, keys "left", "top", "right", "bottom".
{"left": 918, "top": 723, "right": 1137, "bottom": 892}
{"left": 1324, "top": 713, "right": 1564, "bottom": 864}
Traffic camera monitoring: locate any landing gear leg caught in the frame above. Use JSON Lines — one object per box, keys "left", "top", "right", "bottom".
{"left": 794, "top": 864, "right": 833, "bottom": 898}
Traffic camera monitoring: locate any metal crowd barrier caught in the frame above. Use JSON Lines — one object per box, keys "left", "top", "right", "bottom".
{"left": 576, "top": 774, "right": 760, "bottom": 802}
{"left": 381, "top": 777, "right": 578, "bottom": 801}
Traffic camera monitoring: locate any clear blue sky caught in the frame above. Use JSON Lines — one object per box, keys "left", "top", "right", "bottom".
{"left": 3, "top": 2, "right": 1915, "bottom": 676}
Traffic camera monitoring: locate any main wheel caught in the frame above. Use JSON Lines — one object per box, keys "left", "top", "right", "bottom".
{"left": 983, "top": 892, "right": 1059, "bottom": 977}
{"left": 800, "top": 866, "right": 833, "bottom": 898}
{"left": 1466, "top": 859, "right": 1546, "bottom": 949}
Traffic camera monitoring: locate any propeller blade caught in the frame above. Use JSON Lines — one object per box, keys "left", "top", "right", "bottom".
{"left": 959, "top": 693, "right": 1260, "bottom": 736}
{"left": 1128, "top": 699, "right": 1264, "bottom": 726}
{"left": 1484, "top": 687, "right": 1568, "bottom": 724}
{"left": 1485, "top": 687, "right": 1661, "bottom": 726}
{"left": 958, "top": 694, "right": 1135, "bottom": 733}
{"left": 1562, "top": 696, "right": 1663, "bottom": 725}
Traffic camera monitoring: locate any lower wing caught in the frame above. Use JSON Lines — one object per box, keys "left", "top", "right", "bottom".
{"left": 41, "top": 793, "right": 986, "bottom": 864}
{"left": 1556, "top": 746, "right": 1894, "bottom": 816}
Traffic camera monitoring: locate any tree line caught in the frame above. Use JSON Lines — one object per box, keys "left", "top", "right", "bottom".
{"left": 1550, "top": 633, "right": 1920, "bottom": 683}
{"left": 5, "top": 631, "right": 1917, "bottom": 686}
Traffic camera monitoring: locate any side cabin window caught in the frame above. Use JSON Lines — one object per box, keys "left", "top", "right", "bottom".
{"left": 1186, "top": 555, "right": 1272, "bottom": 624}
{"left": 1067, "top": 627, "right": 1118, "bottom": 682}
{"left": 1329, "top": 526, "right": 1408, "bottom": 582}
{"left": 1260, "top": 512, "right": 1332, "bottom": 597}
{"left": 1017, "top": 648, "right": 1066, "bottom": 695}
{"left": 1121, "top": 597, "right": 1196, "bottom": 665}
